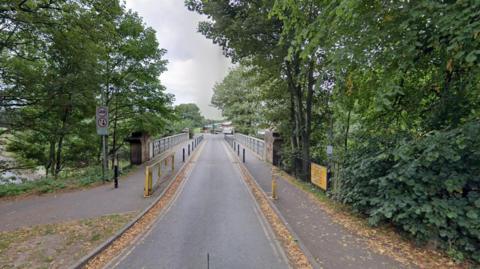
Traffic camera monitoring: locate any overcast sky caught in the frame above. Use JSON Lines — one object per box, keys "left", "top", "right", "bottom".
{"left": 125, "top": 0, "right": 231, "bottom": 119}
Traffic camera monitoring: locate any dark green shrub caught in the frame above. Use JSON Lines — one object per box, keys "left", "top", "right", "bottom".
{"left": 334, "top": 121, "right": 480, "bottom": 262}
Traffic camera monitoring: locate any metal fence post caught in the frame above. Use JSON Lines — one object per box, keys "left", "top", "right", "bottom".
{"left": 243, "top": 148, "right": 245, "bottom": 163}
{"left": 271, "top": 167, "right": 277, "bottom": 200}
{"left": 114, "top": 161, "right": 119, "bottom": 189}
{"left": 183, "top": 148, "right": 185, "bottom": 162}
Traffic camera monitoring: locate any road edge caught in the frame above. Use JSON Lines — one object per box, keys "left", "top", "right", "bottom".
{"left": 222, "top": 139, "right": 317, "bottom": 269}
{"left": 69, "top": 139, "right": 206, "bottom": 269}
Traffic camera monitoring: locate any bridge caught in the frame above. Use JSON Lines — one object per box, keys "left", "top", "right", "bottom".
{"left": 112, "top": 135, "right": 289, "bottom": 268}
{"left": 0, "top": 133, "right": 409, "bottom": 269}
{"left": 82, "top": 134, "right": 404, "bottom": 269}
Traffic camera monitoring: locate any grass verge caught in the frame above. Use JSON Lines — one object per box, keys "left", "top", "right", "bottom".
{"left": 0, "top": 212, "right": 136, "bottom": 269}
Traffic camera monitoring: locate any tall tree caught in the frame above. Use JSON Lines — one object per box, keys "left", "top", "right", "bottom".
{"left": 211, "top": 66, "right": 263, "bottom": 135}
{"left": 186, "top": 0, "right": 322, "bottom": 180}
{"left": 1, "top": 1, "right": 173, "bottom": 176}
{"left": 170, "top": 103, "right": 204, "bottom": 133}
{"left": 100, "top": 9, "right": 172, "bottom": 167}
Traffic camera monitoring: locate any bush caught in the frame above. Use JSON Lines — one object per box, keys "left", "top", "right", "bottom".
{"left": 334, "top": 121, "right": 480, "bottom": 262}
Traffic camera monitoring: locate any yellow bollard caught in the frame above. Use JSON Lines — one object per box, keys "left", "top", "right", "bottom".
{"left": 157, "top": 163, "right": 161, "bottom": 180}
{"left": 271, "top": 170, "right": 277, "bottom": 200}
{"left": 144, "top": 166, "right": 153, "bottom": 197}
{"left": 171, "top": 155, "right": 175, "bottom": 171}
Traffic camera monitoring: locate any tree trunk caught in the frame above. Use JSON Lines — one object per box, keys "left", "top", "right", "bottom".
{"left": 293, "top": 78, "right": 306, "bottom": 180}
{"left": 46, "top": 141, "right": 55, "bottom": 176}
{"left": 285, "top": 60, "right": 302, "bottom": 178}
{"left": 54, "top": 99, "right": 70, "bottom": 177}
{"left": 301, "top": 62, "right": 315, "bottom": 182}
{"left": 344, "top": 109, "right": 351, "bottom": 153}
{"left": 289, "top": 88, "right": 298, "bottom": 174}
{"left": 54, "top": 134, "right": 64, "bottom": 176}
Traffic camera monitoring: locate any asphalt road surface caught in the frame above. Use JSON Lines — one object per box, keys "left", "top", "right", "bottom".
{"left": 112, "top": 134, "right": 289, "bottom": 269}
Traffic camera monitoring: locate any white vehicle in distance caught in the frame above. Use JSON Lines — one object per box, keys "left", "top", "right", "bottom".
{"left": 220, "top": 121, "right": 234, "bottom": 135}
{"left": 222, "top": 126, "right": 234, "bottom": 135}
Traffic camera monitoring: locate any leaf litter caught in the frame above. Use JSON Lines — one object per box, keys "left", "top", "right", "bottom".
{"left": 276, "top": 168, "right": 475, "bottom": 269}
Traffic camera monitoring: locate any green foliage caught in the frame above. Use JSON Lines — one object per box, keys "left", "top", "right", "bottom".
{"left": 188, "top": 0, "right": 480, "bottom": 262}
{"left": 334, "top": 121, "right": 480, "bottom": 262}
{"left": 166, "top": 103, "right": 205, "bottom": 135}
{"left": 174, "top": 103, "right": 203, "bottom": 125}
{"left": 211, "top": 65, "right": 264, "bottom": 134}
{"left": 173, "top": 103, "right": 204, "bottom": 129}
{"left": 1, "top": 1, "right": 172, "bottom": 176}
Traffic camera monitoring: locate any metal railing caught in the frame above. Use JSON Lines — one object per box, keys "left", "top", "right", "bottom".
{"left": 224, "top": 134, "right": 234, "bottom": 147}
{"left": 151, "top": 133, "right": 189, "bottom": 158}
{"left": 234, "top": 133, "right": 265, "bottom": 158}
{"left": 144, "top": 152, "right": 175, "bottom": 197}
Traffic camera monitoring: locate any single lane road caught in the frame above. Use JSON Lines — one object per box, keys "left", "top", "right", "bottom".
{"left": 112, "top": 134, "right": 289, "bottom": 269}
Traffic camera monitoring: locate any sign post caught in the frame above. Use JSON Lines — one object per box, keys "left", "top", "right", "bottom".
{"left": 96, "top": 106, "right": 109, "bottom": 135}
{"left": 96, "top": 106, "right": 109, "bottom": 182}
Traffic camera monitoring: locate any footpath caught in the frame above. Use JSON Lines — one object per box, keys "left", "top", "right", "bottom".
{"left": 0, "top": 138, "right": 199, "bottom": 232}
{"left": 234, "top": 141, "right": 412, "bottom": 269}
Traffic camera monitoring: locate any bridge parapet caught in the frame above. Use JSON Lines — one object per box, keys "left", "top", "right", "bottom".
{"left": 126, "top": 132, "right": 189, "bottom": 165}
{"left": 150, "top": 133, "right": 189, "bottom": 159}
{"left": 233, "top": 133, "right": 265, "bottom": 160}
{"left": 232, "top": 131, "right": 282, "bottom": 165}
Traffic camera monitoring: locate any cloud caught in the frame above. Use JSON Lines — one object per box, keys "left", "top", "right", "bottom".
{"left": 125, "top": 0, "right": 231, "bottom": 119}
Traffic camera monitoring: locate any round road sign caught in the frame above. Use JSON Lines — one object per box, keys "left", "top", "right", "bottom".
{"left": 97, "top": 118, "right": 108, "bottom": 128}
{"left": 97, "top": 107, "right": 108, "bottom": 117}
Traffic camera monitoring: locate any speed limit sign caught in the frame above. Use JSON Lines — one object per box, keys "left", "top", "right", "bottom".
{"left": 96, "top": 106, "right": 109, "bottom": 135}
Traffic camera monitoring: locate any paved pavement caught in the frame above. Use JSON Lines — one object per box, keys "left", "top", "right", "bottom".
{"left": 0, "top": 138, "right": 199, "bottom": 231}
{"left": 236, "top": 139, "right": 412, "bottom": 269}
{"left": 113, "top": 135, "right": 289, "bottom": 269}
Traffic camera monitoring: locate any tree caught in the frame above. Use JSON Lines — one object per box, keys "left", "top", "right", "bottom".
{"left": 188, "top": 0, "right": 480, "bottom": 261}
{"left": 211, "top": 66, "right": 263, "bottom": 134}
{"left": 169, "top": 103, "right": 204, "bottom": 133}
{"left": 1, "top": 1, "right": 173, "bottom": 176}
{"left": 271, "top": 0, "right": 480, "bottom": 262}
{"left": 186, "top": 0, "right": 322, "bottom": 180}
{"left": 100, "top": 9, "right": 172, "bottom": 168}
{"left": 3, "top": 0, "right": 107, "bottom": 175}
{"left": 174, "top": 103, "right": 203, "bottom": 127}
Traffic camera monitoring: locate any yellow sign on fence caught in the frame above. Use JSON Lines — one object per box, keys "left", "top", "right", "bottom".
{"left": 311, "top": 163, "right": 328, "bottom": 191}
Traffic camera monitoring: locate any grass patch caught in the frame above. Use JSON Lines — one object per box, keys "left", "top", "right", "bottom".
{"left": 0, "top": 163, "right": 136, "bottom": 198}
{"left": 90, "top": 233, "right": 101, "bottom": 242}
{"left": 0, "top": 212, "right": 136, "bottom": 269}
